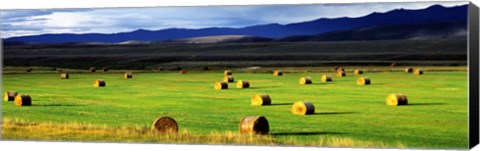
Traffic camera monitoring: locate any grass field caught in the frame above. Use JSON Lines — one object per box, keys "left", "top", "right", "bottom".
{"left": 1, "top": 67, "right": 468, "bottom": 149}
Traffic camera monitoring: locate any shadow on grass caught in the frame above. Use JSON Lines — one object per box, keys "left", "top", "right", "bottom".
{"left": 312, "top": 112, "right": 358, "bottom": 115}
{"left": 271, "top": 131, "right": 343, "bottom": 136}
{"left": 31, "top": 104, "right": 85, "bottom": 107}
{"left": 407, "top": 103, "right": 446, "bottom": 106}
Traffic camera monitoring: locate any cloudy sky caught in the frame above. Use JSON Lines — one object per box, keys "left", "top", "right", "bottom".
{"left": 0, "top": 1, "right": 468, "bottom": 38}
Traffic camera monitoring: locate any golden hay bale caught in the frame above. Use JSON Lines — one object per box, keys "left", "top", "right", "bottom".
{"left": 94, "top": 79, "right": 106, "bottom": 87}
{"left": 14, "top": 94, "right": 31, "bottom": 106}
{"left": 90, "top": 67, "right": 96, "bottom": 73}
{"left": 299, "top": 76, "right": 312, "bottom": 84}
{"left": 273, "top": 70, "right": 283, "bottom": 76}
{"left": 240, "top": 116, "right": 269, "bottom": 135}
{"left": 251, "top": 94, "right": 271, "bottom": 106}
{"left": 224, "top": 76, "right": 234, "bottom": 83}
{"left": 124, "top": 72, "right": 133, "bottom": 79}
{"left": 214, "top": 81, "right": 228, "bottom": 90}
{"left": 102, "top": 67, "right": 108, "bottom": 72}
{"left": 4, "top": 91, "right": 18, "bottom": 101}
{"left": 337, "top": 70, "right": 346, "bottom": 77}
{"left": 224, "top": 70, "right": 233, "bottom": 76}
{"left": 356, "top": 77, "right": 371, "bottom": 85}
{"left": 404, "top": 67, "right": 413, "bottom": 73}
{"left": 386, "top": 93, "right": 408, "bottom": 106}
{"left": 236, "top": 80, "right": 250, "bottom": 88}
{"left": 180, "top": 69, "right": 188, "bottom": 74}
{"left": 354, "top": 69, "right": 363, "bottom": 75}
{"left": 60, "top": 73, "right": 69, "bottom": 79}
{"left": 321, "top": 75, "right": 333, "bottom": 82}
{"left": 414, "top": 69, "right": 423, "bottom": 75}
{"left": 291, "top": 101, "right": 315, "bottom": 115}
{"left": 151, "top": 116, "right": 178, "bottom": 134}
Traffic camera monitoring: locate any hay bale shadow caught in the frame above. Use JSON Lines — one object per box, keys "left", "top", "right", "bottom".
{"left": 407, "top": 103, "right": 446, "bottom": 106}
{"left": 271, "top": 131, "right": 343, "bottom": 136}
{"left": 312, "top": 112, "right": 358, "bottom": 115}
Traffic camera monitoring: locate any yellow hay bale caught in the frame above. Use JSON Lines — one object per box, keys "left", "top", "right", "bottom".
{"left": 94, "top": 79, "right": 106, "bottom": 87}
{"left": 251, "top": 94, "right": 271, "bottom": 106}
{"left": 321, "top": 75, "right": 333, "bottom": 82}
{"left": 236, "top": 80, "right": 250, "bottom": 88}
{"left": 299, "top": 76, "right": 312, "bottom": 84}
{"left": 356, "top": 77, "right": 371, "bottom": 85}
{"left": 224, "top": 70, "right": 233, "bottom": 75}
{"left": 152, "top": 116, "right": 178, "bottom": 134}
{"left": 124, "top": 72, "right": 133, "bottom": 79}
{"left": 4, "top": 91, "right": 18, "bottom": 101}
{"left": 180, "top": 69, "right": 188, "bottom": 74}
{"left": 273, "top": 70, "right": 283, "bottom": 76}
{"left": 240, "top": 116, "right": 269, "bottom": 135}
{"left": 337, "top": 71, "right": 346, "bottom": 77}
{"left": 89, "top": 67, "right": 96, "bottom": 73}
{"left": 60, "top": 73, "right": 69, "bottom": 79}
{"left": 224, "top": 76, "right": 234, "bottom": 83}
{"left": 335, "top": 67, "right": 345, "bottom": 72}
{"left": 414, "top": 69, "right": 423, "bottom": 75}
{"left": 404, "top": 67, "right": 413, "bottom": 73}
{"left": 354, "top": 69, "right": 363, "bottom": 75}
{"left": 14, "top": 94, "right": 31, "bottom": 106}
{"left": 386, "top": 93, "right": 408, "bottom": 106}
{"left": 102, "top": 67, "right": 108, "bottom": 72}
{"left": 214, "top": 81, "right": 228, "bottom": 90}
{"left": 291, "top": 101, "right": 315, "bottom": 115}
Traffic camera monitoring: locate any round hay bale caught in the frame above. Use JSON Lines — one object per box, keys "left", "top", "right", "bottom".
{"left": 124, "top": 72, "right": 133, "bottom": 79}
{"left": 240, "top": 116, "right": 269, "bottom": 135}
{"left": 151, "top": 116, "right": 178, "bottom": 134}
{"left": 414, "top": 69, "right": 423, "bottom": 75}
{"left": 60, "top": 73, "right": 69, "bottom": 79}
{"left": 386, "top": 93, "right": 408, "bottom": 106}
{"left": 224, "top": 75, "right": 234, "bottom": 83}
{"left": 337, "top": 67, "right": 345, "bottom": 72}
{"left": 224, "top": 70, "right": 233, "bottom": 76}
{"left": 356, "top": 77, "right": 371, "bottom": 85}
{"left": 251, "top": 94, "right": 271, "bottom": 106}
{"left": 102, "top": 67, "right": 108, "bottom": 72}
{"left": 273, "top": 70, "right": 283, "bottom": 76}
{"left": 405, "top": 67, "right": 413, "bottom": 73}
{"left": 4, "top": 91, "right": 18, "bottom": 101}
{"left": 236, "top": 80, "right": 250, "bottom": 88}
{"left": 291, "top": 101, "right": 315, "bottom": 115}
{"left": 354, "top": 69, "right": 363, "bottom": 75}
{"left": 321, "top": 75, "right": 333, "bottom": 82}
{"left": 299, "top": 76, "right": 312, "bottom": 84}
{"left": 180, "top": 69, "right": 188, "bottom": 74}
{"left": 89, "top": 67, "right": 96, "bottom": 73}
{"left": 337, "top": 70, "right": 346, "bottom": 77}
{"left": 94, "top": 79, "right": 106, "bottom": 87}
{"left": 214, "top": 81, "right": 228, "bottom": 90}
{"left": 14, "top": 94, "right": 31, "bottom": 106}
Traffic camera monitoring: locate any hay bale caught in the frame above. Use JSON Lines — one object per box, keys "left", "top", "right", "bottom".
{"left": 251, "top": 94, "right": 271, "bottom": 106}
{"left": 60, "top": 73, "right": 69, "bottom": 79}
{"left": 414, "top": 69, "right": 423, "bottom": 75}
{"left": 152, "top": 116, "right": 178, "bottom": 134}
{"left": 224, "top": 70, "right": 233, "bottom": 75}
{"left": 240, "top": 116, "right": 269, "bottom": 135}
{"left": 321, "top": 75, "right": 333, "bottom": 82}
{"left": 405, "top": 67, "right": 413, "bottom": 73}
{"left": 337, "top": 70, "right": 346, "bottom": 77}
{"left": 180, "top": 69, "right": 188, "bottom": 74}
{"left": 214, "top": 81, "right": 228, "bottom": 90}
{"left": 299, "top": 76, "right": 312, "bottom": 84}
{"left": 390, "top": 62, "right": 397, "bottom": 67}
{"left": 236, "top": 80, "right": 250, "bottom": 88}
{"left": 354, "top": 69, "right": 363, "bottom": 75}
{"left": 4, "top": 91, "right": 18, "bottom": 101}
{"left": 386, "top": 93, "right": 408, "bottom": 106}
{"left": 14, "top": 94, "right": 31, "bottom": 106}
{"left": 94, "top": 79, "right": 106, "bottom": 87}
{"left": 356, "top": 77, "right": 371, "bottom": 85}
{"left": 224, "top": 75, "right": 234, "bottom": 83}
{"left": 102, "top": 67, "right": 108, "bottom": 72}
{"left": 291, "top": 101, "right": 315, "bottom": 115}
{"left": 26, "top": 68, "right": 32, "bottom": 72}
{"left": 124, "top": 72, "right": 133, "bottom": 79}
{"left": 90, "top": 67, "right": 96, "bottom": 73}
{"left": 273, "top": 70, "right": 283, "bottom": 76}
{"left": 337, "top": 67, "right": 345, "bottom": 72}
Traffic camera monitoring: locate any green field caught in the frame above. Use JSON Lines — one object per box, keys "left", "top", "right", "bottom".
{"left": 1, "top": 68, "right": 468, "bottom": 149}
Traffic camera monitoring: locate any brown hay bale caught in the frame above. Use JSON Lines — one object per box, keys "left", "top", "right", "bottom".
{"left": 354, "top": 69, "right": 363, "bottom": 75}
{"left": 224, "top": 70, "right": 233, "bottom": 75}
{"left": 291, "top": 101, "right": 315, "bottom": 115}
{"left": 26, "top": 68, "right": 32, "bottom": 72}
{"left": 321, "top": 75, "right": 333, "bottom": 82}
{"left": 224, "top": 75, "right": 234, "bottom": 83}
{"left": 214, "top": 81, "right": 228, "bottom": 90}
{"left": 124, "top": 72, "right": 133, "bottom": 79}
{"left": 90, "top": 67, "right": 96, "bottom": 73}
{"left": 251, "top": 94, "right": 271, "bottom": 106}
{"left": 236, "top": 80, "right": 250, "bottom": 88}
{"left": 299, "top": 76, "right": 312, "bottom": 84}
{"left": 4, "top": 91, "right": 18, "bottom": 101}
{"left": 94, "top": 79, "right": 106, "bottom": 87}
{"left": 60, "top": 73, "right": 69, "bottom": 79}
{"left": 337, "top": 70, "right": 346, "bottom": 77}
{"left": 404, "top": 67, "right": 413, "bottom": 73}
{"left": 386, "top": 93, "right": 408, "bottom": 106}
{"left": 102, "top": 67, "right": 108, "bottom": 72}
{"left": 356, "top": 77, "right": 371, "bottom": 85}
{"left": 14, "top": 94, "right": 31, "bottom": 106}
{"left": 180, "top": 69, "right": 188, "bottom": 74}
{"left": 414, "top": 69, "right": 423, "bottom": 75}
{"left": 151, "top": 116, "right": 178, "bottom": 134}
{"left": 240, "top": 116, "right": 269, "bottom": 135}
{"left": 273, "top": 70, "right": 283, "bottom": 76}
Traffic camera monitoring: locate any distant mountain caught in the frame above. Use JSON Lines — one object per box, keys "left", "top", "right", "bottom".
{"left": 4, "top": 4, "right": 468, "bottom": 43}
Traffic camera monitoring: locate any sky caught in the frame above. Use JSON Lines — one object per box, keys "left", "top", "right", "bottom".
{"left": 0, "top": 1, "right": 468, "bottom": 38}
